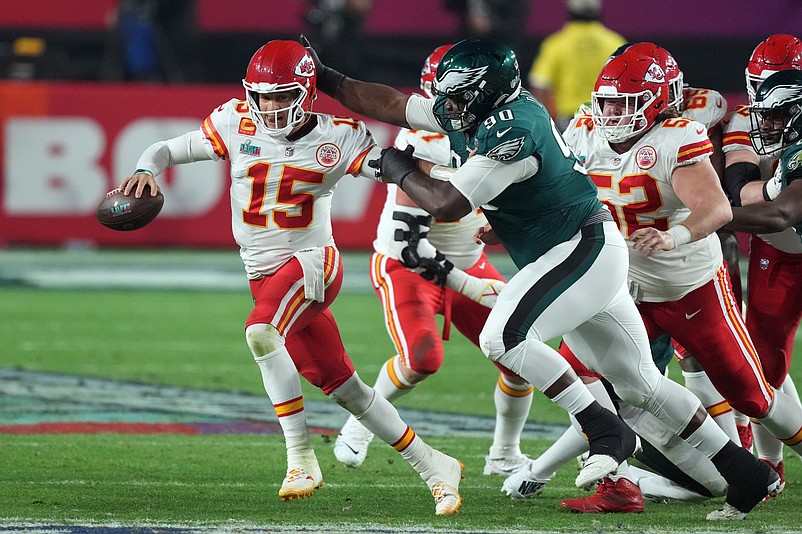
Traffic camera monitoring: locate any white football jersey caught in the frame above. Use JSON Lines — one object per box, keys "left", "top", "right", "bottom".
{"left": 721, "top": 104, "right": 802, "bottom": 253}
{"left": 681, "top": 86, "right": 727, "bottom": 130}
{"left": 202, "top": 99, "right": 374, "bottom": 278}
{"left": 564, "top": 114, "right": 722, "bottom": 302}
{"left": 373, "top": 128, "right": 488, "bottom": 270}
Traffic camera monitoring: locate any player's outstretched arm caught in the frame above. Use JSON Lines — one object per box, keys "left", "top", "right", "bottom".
{"left": 369, "top": 146, "right": 472, "bottom": 221}
{"left": 301, "top": 35, "right": 410, "bottom": 128}
{"left": 728, "top": 179, "right": 802, "bottom": 234}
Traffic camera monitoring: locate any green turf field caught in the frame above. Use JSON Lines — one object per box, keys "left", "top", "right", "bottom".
{"left": 1, "top": 250, "right": 800, "bottom": 532}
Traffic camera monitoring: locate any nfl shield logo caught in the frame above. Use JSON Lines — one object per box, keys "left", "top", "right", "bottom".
{"left": 760, "top": 258, "right": 770, "bottom": 270}
{"left": 285, "top": 147, "right": 294, "bottom": 157}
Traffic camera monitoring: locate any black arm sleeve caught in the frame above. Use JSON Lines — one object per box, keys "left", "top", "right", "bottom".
{"left": 723, "top": 162, "right": 761, "bottom": 207}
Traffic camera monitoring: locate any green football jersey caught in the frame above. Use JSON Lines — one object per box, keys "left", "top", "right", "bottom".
{"left": 436, "top": 90, "right": 603, "bottom": 268}
{"left": 777, "top": 139, "right": 802, "bottom": 240}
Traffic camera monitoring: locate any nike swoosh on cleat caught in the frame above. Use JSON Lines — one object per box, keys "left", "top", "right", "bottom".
{"left": 344, "top": 443, "right": 360, "bottom": 455}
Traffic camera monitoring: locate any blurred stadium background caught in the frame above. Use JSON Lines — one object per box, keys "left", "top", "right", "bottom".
{"left": 0, "top": 0, "right": 800, "bottom": 254}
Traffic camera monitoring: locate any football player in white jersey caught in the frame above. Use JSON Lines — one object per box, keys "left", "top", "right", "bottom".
{"left": 622, "top": 42, "right": 739, "bottom": 446}
{"left": 556, "top": 50, "right": 802, "bottom": 518}
{"left": 720, "top": 34, "right": 802, "bottom": 483}
{"left": 333, "top": 45, "right": 534, "bottom": 477}
{"left": 117, "top": 39, "right": 464, "bottom": 515}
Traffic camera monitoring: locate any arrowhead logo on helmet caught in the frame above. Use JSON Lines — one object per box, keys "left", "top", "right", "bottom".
{"left": 295, "top": 55, "right": 315, "bottom": 77}
{"left": 644, "top": 62, "right": 666, "bottom": 84}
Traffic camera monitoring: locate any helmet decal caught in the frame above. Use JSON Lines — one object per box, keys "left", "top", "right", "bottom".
{"left": 436, "top": 65, "right": 489, "bottom": 93}
{"left": 295, "top": 54, "right": 315, "bottom": 78}
{"left": 645, "top": 62, "right": 666, "bottom": 84}
{"left": 760, "top": 84, "right": 802, "bottom": 106}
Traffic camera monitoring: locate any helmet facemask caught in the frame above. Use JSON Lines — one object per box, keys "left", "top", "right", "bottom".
{"left": 592, "top": 87, "right": 662, "bottom": 143}
{"left": 431, "top": 85, "right": 482, "bottom": 132}
{"left": 749, "top": 99, "right": 802, "bottom": 156}
{"left": 667, "top": 70, "right": 684, "bottom": 110}
{"left": 243, "top": 84, "right": 308, "bottom": 138}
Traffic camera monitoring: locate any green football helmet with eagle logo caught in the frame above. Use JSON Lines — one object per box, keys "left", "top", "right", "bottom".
{"left": 749, "top": 69, "right": 802, "bottom": 156}
{"left": 431, "top": 38, "right": 522, "bottom": 132}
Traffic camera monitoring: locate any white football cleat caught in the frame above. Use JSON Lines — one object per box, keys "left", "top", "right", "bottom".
{"left": 279, "top": 450, "right": 323, "bottom": 501}
{"left": 333, "top": 415, "right": 375, "bottom": 468}
{"left": 706, "top": 503, "right": 747, "bottom": 521}
{"left": 483, "top": 452, "right": 531, "bottom": 476}
{"left": 575, "top": 454, "right": 619, "bottom": 490}
{"left": 419, "top": 450, "right": 464, "bottom": 515}
{"left": 501, "top": 465, "right": 551, "bottom": 499}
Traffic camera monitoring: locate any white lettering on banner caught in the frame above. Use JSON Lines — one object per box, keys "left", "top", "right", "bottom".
{"left": 115, "top": 119, "right": 224, "bottom": 215}
{"left": 6, "top": 118, "right": 106, "bottom": 214}
{"left": 3, "top": 115, "right": 393, "bottom": 222}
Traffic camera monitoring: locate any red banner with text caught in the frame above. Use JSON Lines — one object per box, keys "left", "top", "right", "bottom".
{"left": 0, "top": 81, "right": 402, "bottom": 249}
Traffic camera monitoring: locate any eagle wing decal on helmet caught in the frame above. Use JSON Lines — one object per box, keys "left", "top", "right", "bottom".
{"left": 436, "top": 65, "right": 489, "bottom": 93}
{"left": 486, "top": 137, "right": 525, "bottom": 161}
{"left": 760, "top": 85, "right": 802, "bottom": 108}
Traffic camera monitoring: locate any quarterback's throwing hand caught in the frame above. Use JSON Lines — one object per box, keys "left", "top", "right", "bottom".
{"left": 629, "top": 227, "right": 675, "bottom": 256}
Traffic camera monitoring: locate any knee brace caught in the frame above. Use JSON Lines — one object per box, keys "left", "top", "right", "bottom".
{"left": 245, "top": 323, "right": 284, "bottom": 359}
{"left": 327, "top": 373, "right": 376, "bottom": 417}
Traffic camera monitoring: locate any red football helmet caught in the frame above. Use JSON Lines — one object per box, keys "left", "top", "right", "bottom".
{"left": 591, "top": 51, "right": 669, "bottom": 143}
{"left": 420, "top": 44, "right": 452, "bottom": 98}
{"left": 745, "top": 34, "right": 802, "bottom": 103}
{"left": 626, "top": 42, "right": 683, "bottom": 110}
{"left": 242, "top": 40, "right": 317, "bottom": 137}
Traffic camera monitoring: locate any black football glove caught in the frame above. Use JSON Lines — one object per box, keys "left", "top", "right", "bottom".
{"left": 300, "top": 34, "right": 345, "bottom": 95}
{"left": 416, "top": 251, "right": 454, "bottom": 287}
{"left": 368, "top": 145, "right": 418, "bottom": 188}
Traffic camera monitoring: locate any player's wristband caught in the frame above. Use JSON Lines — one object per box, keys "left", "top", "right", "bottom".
{"left": 667, "top": 224, "right": 692, "bottom": 247}
{"left": 762, "top": 177, "right": 782, "bottom": 201}
{"left": 134, "top": 168, "right": 155, "bottom": 177}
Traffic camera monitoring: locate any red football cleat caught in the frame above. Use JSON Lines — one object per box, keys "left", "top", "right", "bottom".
{"left": 737, "top": 424, "right": 753, "bottom": 451}
{"left": 560, "top": 477, "right": 645, "bottom": 513}
{"left": 760, "top": 459, "right": 786, "bottom": 500}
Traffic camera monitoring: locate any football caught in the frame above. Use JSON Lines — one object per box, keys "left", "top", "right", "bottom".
{"left": 95, "top": 186, "right": 164, "bottom": 231}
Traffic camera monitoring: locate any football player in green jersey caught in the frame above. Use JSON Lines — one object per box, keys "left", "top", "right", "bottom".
{"left": 729, "top": 69, "right": 802, "bottom": 234}
{"left": 305, "top": 36, "right": 780, "bottom": 518}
